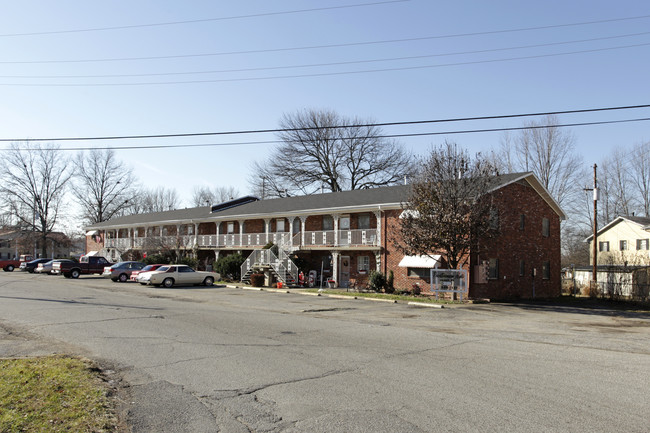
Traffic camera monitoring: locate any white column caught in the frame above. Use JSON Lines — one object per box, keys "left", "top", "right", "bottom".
{"left": 333, "top": 215, "right": 340, "bottom": 246}
{"left": 374, "top": 210, "right": 382, "bottom": 246}
{"left": 374, "top": 251, "right": 382, "bottom": 273}
{"left": 331, "top": 251, "right": 340, "bottom": 287}
{"left": 264, "top": 219, "right": 271, "bottom": 243}
{"left": 194, "top": 223, "right": 200, "bottom": 247}
{"left": 300, "top": 216, "right": 307, "bottom": 247}
{"left": 239, "top": 220, "right": 245, "bottom": 246}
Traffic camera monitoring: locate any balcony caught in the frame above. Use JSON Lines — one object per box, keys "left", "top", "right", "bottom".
{"left": 104, "top": 229, "right": 378, "bottom": 251}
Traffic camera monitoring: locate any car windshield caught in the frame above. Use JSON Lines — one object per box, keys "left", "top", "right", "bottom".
{"left": 141, "top": 265, "right": 154, "bottom": 272}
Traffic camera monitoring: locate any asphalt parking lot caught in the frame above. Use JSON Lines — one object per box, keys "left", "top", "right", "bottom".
{"left": 1, "top": 271, "right": 649, "bottom": 432}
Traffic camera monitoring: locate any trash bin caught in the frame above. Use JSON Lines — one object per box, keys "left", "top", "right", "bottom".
{"left": 277, "top": 281, "right": 283, "bottom": 289}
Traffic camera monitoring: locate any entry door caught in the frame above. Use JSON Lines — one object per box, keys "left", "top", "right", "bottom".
{"left": 339, "top": 216, "right": 350, "bottom": 245}
{"left": 340, "top": 255, "right": 350, "bottom": 287}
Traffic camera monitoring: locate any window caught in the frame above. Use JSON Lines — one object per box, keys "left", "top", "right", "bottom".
{"left": 542, "top": 218, "right": 550, "bottom": 237}
{"left": 227, "top": 222, "right": 235, "bottom": 234}
{"left": 322, "top": 215, "right": 333, "bottom": 231}
{"left": 292, "top": 218, "right": 301, "bottom": 234}
{"left": 358, "top": 214, "right": 370, "bottom": 229}
{"left": 408, "top": 268, "right": 430, "bottom": 281}
{"left": 520, "top": 214, "right": 525, "bottom": 231}
{"left": 599, "top": 241, "right": 610, "bottom": 252}
{"left": 519, "top": 260, "right": 525, "bottom": 277}
{"left": 620, "top": 240, "right": 628, "bottom": 251}
{"left": 276, "top": 219, "right": 285, "bottom": 232}
{"left": 542, "top": 261, "right": 550, "bottom": 280}
{"left": 358, "top": 256, "right": 370, "bottom": 272}
{"left": 488, "top": 258, "right": 499, "bottom": 279}
{"left": 490, "top": 209, "right": 499, "bottom": 230}
{"left": 637, "top": 239, "right": 649, "bottom": 250}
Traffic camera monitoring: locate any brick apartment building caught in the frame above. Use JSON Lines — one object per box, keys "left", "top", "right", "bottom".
{"left": 85, "top": 172, "right": 564, "bottom": 299}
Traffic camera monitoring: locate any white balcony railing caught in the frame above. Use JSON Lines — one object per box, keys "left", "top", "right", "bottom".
{"left": 106, "top": 229, "right": 378, "bottom": 250}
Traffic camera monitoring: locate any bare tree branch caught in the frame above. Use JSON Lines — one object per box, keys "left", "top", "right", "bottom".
{"left": 0, "top": 143, "right": 73, "bottom": 256}
{"left": 249, "top": 108, "right": 414, "bottom": 197}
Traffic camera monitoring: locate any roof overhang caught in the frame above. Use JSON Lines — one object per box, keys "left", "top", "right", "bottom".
{"left": 85, "top": 230, "right": 99, "bottom": 236}
{"left": 398, "top": 254, "right": 441, "bottom": 268}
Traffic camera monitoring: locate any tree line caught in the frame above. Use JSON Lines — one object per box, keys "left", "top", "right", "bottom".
{"left": 1, "top": 108, "right": 647, "bottom": 265}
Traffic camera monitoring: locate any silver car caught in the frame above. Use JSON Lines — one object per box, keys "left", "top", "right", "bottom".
{"left": 102, "top": 261, "right": 146, "bottom": 282}
{"left": 147, "top": 265, "right": 220, "bottom": 288}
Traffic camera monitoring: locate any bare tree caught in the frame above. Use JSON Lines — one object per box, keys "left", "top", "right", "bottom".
{"left": 599, "top": 150, "right": 634, "bottom": 222}
{"left": 398, "top": 141, "right": 499, "bottom": 269}
{"left": 127, "top": 186, "right": 180, "bottom": 214}
{"left": 190, "top": 185, "right": 240, "bottom": 207}
{"left": 630, "top": 141, "right": 650, "bottom": 216}
{"left": 0, "top": 143, "right": 73, "bottom": 256}
{"left": 73, "top": 149, "right": 138, "bottom": 225}
{"left": 497, "top": 115, "right": 582, "bottom": 208}
{"left": 249, "top": 108, "right": 414, "bottom": 197}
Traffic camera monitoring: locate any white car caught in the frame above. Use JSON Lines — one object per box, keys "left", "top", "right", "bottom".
{"left": 146, "top": 265, "right": 220, "bottom": 288}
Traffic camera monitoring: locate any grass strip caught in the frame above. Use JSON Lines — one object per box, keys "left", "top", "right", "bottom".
{"left": 301, "top": 289, "right": 460, "bottom": 304}
{"left": 0, "top": 355, "right": 116, "bottom": 433}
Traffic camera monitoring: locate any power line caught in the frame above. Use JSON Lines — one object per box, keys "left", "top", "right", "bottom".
{"left": 3, "top": 42, "right": 648, "bottom": 87}
{"left": 0, "top": 1, "right": 408, "bottom": 38}
{"left": 6, "top": 31, "right": 650, "bottom": 79}
{"left": 4, "top": 116, "right": 650, "bottom": 152}
{"left": 2, "top": 13, "right": 650, "bottom": 65}
{"left": 1, "top": 104, "right": 648, "bottom": 143}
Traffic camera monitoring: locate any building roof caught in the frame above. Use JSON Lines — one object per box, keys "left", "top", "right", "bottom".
{"left": 585, "top": 215, "right": 650, "bottom": 242}
{"left": 86, "top": 171, "right": 565, "bottom": 230}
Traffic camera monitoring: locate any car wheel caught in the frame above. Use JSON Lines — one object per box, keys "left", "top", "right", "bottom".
{"left": 63, "top": 273, "right": 71, "bottom": 278}
{"left": 203, "top": 277, "right": 214, "bottom": 286}
{"left": 162, "top": 278, "right": 174, "bottom": 288}
{"left": 71, "top": 269, "right": 80, "bottom": 279}
{"left": 6, "top": 265, "right": 14, "bottom": 272}
{"left": 140, "top": 282, "right": 147, "bottom": 286}
{"left": 119, "top": 273, "right": 128, "bottom": 282}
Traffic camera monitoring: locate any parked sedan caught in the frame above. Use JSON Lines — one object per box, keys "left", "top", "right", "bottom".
{"left": 130, "top": 264, "right": 166, "bottom": 283}
{"left": 35, "top": 259, "right": 76, "bottom": 275}
{"left": 146, "top": 265, "right": 220, "bottom": 288}
{"left": 20, "top": 258, "right": 52, "bottom": 273}
{"left": 102, "top": 261, "right": 146, "bottom": 282}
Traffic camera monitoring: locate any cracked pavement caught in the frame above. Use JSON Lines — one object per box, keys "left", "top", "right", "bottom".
{"left": 0, "top": 271, "right": 648, "bottom": 432}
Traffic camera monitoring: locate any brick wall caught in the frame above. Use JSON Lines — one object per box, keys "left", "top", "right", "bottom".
{"left": 381, "top": 181, "right": 561, "bottom": 299}
{"left": 86, "top": 231, "right": 104, "bottom": 254}
{"left": 469, "top": 181, "right": 561, "bottom": 299}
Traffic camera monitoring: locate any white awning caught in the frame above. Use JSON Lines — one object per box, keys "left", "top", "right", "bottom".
{"left": 85, "top": 250, "right": 99, "bottom": 256}
{"left": 398, "top": 254, "right": 441, "bottom": 268}
{"left": 85, "top": 230, "right": 99, "bottom": 236}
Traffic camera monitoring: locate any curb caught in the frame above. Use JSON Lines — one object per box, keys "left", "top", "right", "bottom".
{"left": 408, "top": 301, "right": 444, "bottom": 309}
{"left": 226, "top": 284, "right": 452, "bottom": 308}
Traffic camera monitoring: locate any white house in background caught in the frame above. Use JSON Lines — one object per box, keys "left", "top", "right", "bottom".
{"left": 585, "top": 215, "right": 650, "bottom": 266}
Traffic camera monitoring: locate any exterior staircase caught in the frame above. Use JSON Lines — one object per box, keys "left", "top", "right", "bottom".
{"left": 241, "top": 247, "right": 299, "bottom": 286}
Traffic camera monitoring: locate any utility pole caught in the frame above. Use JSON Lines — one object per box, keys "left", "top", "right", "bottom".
{"left": 584, "top": 164, "right": 598, "bottom": 290}
{"left": 591, "top": 164, "right": 598, "bottom": 289}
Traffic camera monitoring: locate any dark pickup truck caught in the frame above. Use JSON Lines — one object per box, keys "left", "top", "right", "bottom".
{"left": 52, "top": 255, "right": 113, "bottom": 278}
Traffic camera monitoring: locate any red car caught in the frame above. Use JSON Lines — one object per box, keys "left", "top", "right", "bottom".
{"left": 130, "top": 264, "right": 166, "bottom": 283}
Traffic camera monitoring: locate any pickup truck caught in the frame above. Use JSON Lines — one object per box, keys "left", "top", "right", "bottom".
{"left": 0, "top": 255, "right": 34, "bottom": 272}
{"left": 52, "top": 255, "right": 113, "bottom": 278}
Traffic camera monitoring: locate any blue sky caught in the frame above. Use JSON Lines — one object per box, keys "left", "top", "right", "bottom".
{"left": 1, "top": 0, "right": 649, "bottom": 214}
